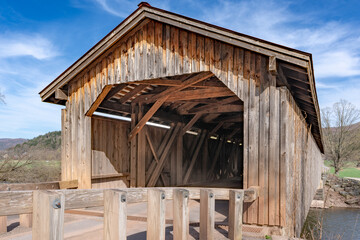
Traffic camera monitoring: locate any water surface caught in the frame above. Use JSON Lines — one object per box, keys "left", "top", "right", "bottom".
{"left": 303, "top": 208, "right": 360, "bottom": 240}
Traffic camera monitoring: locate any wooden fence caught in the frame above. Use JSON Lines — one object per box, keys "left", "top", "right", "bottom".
{"left": 0, "top": 186, "right": 258, "bottom": 240}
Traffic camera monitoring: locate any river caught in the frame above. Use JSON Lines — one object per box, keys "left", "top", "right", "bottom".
{"left": 303, "top": 208, "right": 360, "bottom": 240}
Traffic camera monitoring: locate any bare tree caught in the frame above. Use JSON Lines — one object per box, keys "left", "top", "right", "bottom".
{"left": 321, "top": 100, "right": 360, "bottom": 174}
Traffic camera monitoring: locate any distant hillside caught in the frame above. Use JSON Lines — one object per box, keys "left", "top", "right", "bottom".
{"left": 0, "top": 138, "right": 27, "bottom": 151}
{"left": 0, "top": 131, "right": 61, "bottom": 161}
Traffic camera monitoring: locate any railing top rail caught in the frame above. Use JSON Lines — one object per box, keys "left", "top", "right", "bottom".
{"left": 0, "top": 186, "right": 259, "bottom": 216}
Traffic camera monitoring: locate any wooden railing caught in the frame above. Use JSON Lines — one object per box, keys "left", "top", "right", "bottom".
{"left": 0, "top": 186, "right": 259, "bottom": 240}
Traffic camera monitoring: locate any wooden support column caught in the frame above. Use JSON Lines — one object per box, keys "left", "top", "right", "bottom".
{"left": 104, "top": 190, "right": 127, "bottom": 240}
{"left": 32, "top": 190, "right": 65, "bottom": 240}
{"left": 202, "top": 133, "right": 209, "bottom": 181}
{"left": 147, "top": 189, "right": 166, "bottom": 240}
{"left": 200, "top": 189, "right": 215, "bottom": 240}
{"left": 137, "top": 103, "right": 146, "bottom": 187}
{"left": 20, "top": 214, "right": 32, "bottom": 228}
{"left": 173, "top": 189, "right": 189, "bottom": 240}
{"left": 130, "top": 104, "right": 138, "bottom": 187}
{"left": 229, "top": 190, "right": 244, "bottom": 240}
{"left": 176, "top": 125, "right": 183, "bottom": 185}
{"left": 0, "top": 216, "right": 6, "bottom": 233}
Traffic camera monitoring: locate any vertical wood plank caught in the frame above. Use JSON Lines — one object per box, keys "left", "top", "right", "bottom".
{"left": 130, "top": 104, "right": 138, "bottom": 187}
{"left": 155, "top": 22, "right": 163, "bottom": 77}
{"left": 147, "top": 189, "right": 166, "bottom": 240}
{"left": 247, "top": 52, "right": 259, "bottom": 224}
{"left": 173, "top": 189, "right": 189, "bottom": 240}
{"left": 103, "top": 190, "right": 127, "bottom": 240}
{"left": 229, "top": 190, "right": 244, "bottom": 240}
{"left": 242, "top": 50, "right": 250, "bottom": 223}
{"left": 269, "top": 71, "right": 280, "bottom": 226}
{"left": 200, "top": 189, "right": 215, "bottom": 240}
{"left": 20, "top": 214, "right": 32, "bottom": 228}
{"left": 176, "top": 126, "right": 183, "bottom": 185}
{"left": 61, "top": 109, "right": 67, "bottom": 181}
{"left": 0, "top": 216, "right": 6, "bottom": 233}
{"left": 137, "top": 104, "right": 146, "bottom": 187}
{"left": 279, "top": 87, "right": 288, "bottom": 227}
{"left": 32, "top": 190, "right": 64, "bottom": 240}
{"left": 147, "top": 21, "right": 155, "bottom": 79}
{"left": 258, "top": 56, "right": 269, "bottom": 225}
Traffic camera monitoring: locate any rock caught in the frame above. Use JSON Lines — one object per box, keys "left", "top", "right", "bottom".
{"left": 339, "top": 191, "right": 348, "bottom": 197}
{"left": 345, "top": 197, "right": 360, "bottom": 205}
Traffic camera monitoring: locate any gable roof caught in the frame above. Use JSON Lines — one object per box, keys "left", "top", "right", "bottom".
{"left": 39, "top": 2, "right": 323, "bottom": 152}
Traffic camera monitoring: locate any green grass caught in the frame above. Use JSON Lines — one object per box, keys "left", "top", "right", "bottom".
{"left": 324, "top": 160, "right": 360, "bottom": 178}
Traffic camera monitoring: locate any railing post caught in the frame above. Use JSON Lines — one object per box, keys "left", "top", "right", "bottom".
{"left": 20, "top": 213, "right": 32, "bottom": 228}
{"left": 173, "top": 189, "right": 189, "bottom": 240}
{"left": 32, "top": 190, "right": 64, "bottom": 240}
{"left": 229, "top": 190, "right": 244, "bottom": 240}
{"left": 0, "top": 216, "right": 7, "bottom": 233}
{"left": 103, "top": 189, "right": 127, "bottom": 240}
{"left": 200, "top": 189, "right": 215, "bottom": 240}
{"left": 147, "top": 189, "right": 166, "bottom": 240}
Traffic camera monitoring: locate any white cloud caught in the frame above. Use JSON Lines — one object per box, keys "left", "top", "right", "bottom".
{"left": 0, "top": 33, "right": 59, "bottom": 60}
{"left": 197, "top": 0, "right": 360, "bottom": 80}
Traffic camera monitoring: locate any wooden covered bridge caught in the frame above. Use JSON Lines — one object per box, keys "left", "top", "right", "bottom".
{"left": 25, "top": 2, "right": 324, "bottom": 238}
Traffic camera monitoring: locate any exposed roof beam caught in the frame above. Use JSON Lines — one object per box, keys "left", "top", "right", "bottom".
{"left": 119, "top": 84, "right": 149, "bottom": 104}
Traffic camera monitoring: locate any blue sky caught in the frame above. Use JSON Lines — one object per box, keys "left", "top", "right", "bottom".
{"left": 0, "top": 0, "right": 360, "bottom": 138}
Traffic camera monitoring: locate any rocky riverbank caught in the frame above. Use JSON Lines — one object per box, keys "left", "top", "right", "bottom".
{"left": 323, "top": 174, "right": 360, "bottom": 208}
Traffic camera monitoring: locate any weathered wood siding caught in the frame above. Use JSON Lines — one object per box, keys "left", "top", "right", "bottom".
{"left": 91, "top": 116, "right": 130, "bottom": 188}
{"left": 280, "top": 87, "right": 322, "bottom": 237}
{"left": 61, "top": 19, "right": 322, "bottom": 234}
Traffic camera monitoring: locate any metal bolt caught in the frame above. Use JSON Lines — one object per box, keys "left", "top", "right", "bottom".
{"left": 52, "top": 199, "right": 61, "bottom": 209}
{"left": 209, "top": 193, "right": 214, "bottom": 198}
{"left": 184, "top": 193, "right": 188, "bottom": 198}
{"left": 237, "top": 194, "right": 241, "bottom": 199}
{"left": 121, "top": 195, "right": 126, "bottom": 203}
{"left": 161, "top": 193, "right": 166, "bottom": 200}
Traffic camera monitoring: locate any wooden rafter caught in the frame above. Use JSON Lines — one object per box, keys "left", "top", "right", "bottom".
{"left": 86, "top": 85, "right": 113, "bottom": 116}
{"left": 104, "top": 83, "right": 127, "bottom": 101}
{"left": 128, "top": 96, "right": 169, "bottom": 141}
{"left": 146, "top": 72, "right": 214, "bottom": 102}
{"left": 119, "top": 84, "right": 149, "bottom": 104}
{"left": 209, "top": 122, "right": 224, "bottom": 136}
{"left": 182, "top": 113, "right": 202, "bottom": 135}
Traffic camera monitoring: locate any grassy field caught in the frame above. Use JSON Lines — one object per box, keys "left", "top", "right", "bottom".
{"left": 324, "top": 160, "right": 360, "bottom": 178}
{"left": 0, "top": 160, "right": 61, "bottom": 183}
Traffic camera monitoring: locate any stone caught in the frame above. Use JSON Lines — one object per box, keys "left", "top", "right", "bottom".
{"left": 345, "top": 197, "right": 360, "bottom": 205}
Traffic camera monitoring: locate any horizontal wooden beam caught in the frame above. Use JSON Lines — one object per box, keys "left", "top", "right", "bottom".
{"left": 188, "top": 104, "right": 243, "bottom": 115}
{"left": 131, "top": 78, "right": 224, "bottom": 88}
{"left": 0, "top": 187, "right": 259, "bottom": 216}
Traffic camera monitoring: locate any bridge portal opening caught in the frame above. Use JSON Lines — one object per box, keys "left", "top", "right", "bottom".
{"left": 92, "top": 72, "right": 244, "bottom": 188}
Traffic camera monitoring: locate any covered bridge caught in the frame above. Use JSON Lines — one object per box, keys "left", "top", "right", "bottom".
{"left": 40, "top": 2, "right": 323, "bottom": 237}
